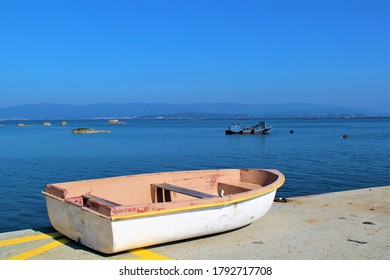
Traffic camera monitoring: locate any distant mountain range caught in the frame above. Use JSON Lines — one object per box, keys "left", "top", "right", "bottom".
{"left": 0, "top": 102, "right": 387, "bottom": 120}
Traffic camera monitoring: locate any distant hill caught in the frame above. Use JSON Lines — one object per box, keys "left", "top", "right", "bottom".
{"left": 0, "top": 102, "right": 386, "bottom": 120}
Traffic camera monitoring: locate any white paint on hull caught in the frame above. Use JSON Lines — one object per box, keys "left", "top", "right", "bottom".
{"left": 46, "top": 190, "right": 277, "bottom": 254}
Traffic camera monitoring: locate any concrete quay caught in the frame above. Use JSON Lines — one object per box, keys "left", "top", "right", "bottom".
{"left": 1, "top": 186, "right": 389, "bottom": 260}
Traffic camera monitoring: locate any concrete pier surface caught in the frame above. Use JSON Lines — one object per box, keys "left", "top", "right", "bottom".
{"left": 1, "top": 186, "right": 389, "bottom": 260}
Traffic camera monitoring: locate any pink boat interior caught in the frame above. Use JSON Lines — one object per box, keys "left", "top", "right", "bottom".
{"left": 42, "top": 169, "right": 282, "bottom": 218}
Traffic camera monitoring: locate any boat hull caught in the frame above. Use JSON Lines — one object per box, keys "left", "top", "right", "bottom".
{"left": 225, "top": 128, "right": 271, "bottom": 134}
{"left": 44, "top": 189, "right": 277, "bottom": 253}
{"left": 43, "top": 168, "right": 284, "bottom": 254}
{"left": 225, "top": 122, "right": 271, "bottom": 134}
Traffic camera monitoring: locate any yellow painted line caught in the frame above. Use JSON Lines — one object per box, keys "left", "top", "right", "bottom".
{"left": 1, "top": 231, "right": 169, "bottom": 260}
{"left": 0, "top": 232, "right": 63, "bottom": 247}
{"left": 7, "top": 237, "right": 70, "bottom": 260}
{"left": 123, "top": 248, "right": 171, "bottom": 260}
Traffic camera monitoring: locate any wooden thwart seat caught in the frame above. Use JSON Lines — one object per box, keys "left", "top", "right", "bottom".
{"left": 82, "top": 194, "right": 121, "bottom": 207}
{"left": 151, "top": 183, "right": 218, "bottom": 199}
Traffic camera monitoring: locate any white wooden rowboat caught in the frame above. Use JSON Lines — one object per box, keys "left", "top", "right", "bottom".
{"left": 42, "top": 168, "right": 285, "bottom": 254}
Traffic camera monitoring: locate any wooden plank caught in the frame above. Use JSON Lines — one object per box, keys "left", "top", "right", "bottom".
{"left": 82, "top": 194, "right": 121, "bottom": 207}
{"left": 151, "top": 183, "right": 218, "bottom": 199}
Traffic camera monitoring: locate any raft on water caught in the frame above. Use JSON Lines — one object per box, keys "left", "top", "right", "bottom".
{"left": 71, "top": 128, "right": 111, "bottom": 134}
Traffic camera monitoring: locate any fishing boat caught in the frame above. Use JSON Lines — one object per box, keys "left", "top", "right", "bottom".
{"left": 42, "top": 168, "right": 285, "bottom": 254}
{"left": 225, "top": 121, "right": 271, "bottom": 134}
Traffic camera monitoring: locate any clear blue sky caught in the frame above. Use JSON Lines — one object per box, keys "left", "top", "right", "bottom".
{"left": 0, "top": 0, "right": 388, "bottom": 112}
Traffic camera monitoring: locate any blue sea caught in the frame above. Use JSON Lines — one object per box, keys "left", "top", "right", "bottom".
{"left": 0, "top": 118, "right": 389, "bottom": 233}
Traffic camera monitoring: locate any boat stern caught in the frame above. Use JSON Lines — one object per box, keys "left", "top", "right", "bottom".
{"left": 43, "top": 189, "right": 117, "bottom": 254}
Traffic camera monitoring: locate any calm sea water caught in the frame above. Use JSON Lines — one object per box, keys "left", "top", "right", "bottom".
{"left": 0, "top": 118, "right": 389, "bottom": 233}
